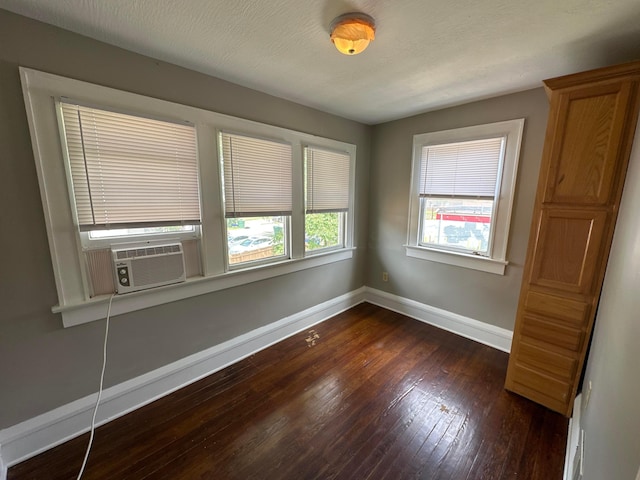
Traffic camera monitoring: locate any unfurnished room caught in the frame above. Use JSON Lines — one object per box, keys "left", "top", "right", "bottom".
{"left": 1, "top": 1, "right": 640, "bottom": 479}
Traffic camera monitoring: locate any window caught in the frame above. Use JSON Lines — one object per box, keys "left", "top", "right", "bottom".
{"left": 304, "top": 146, "right": 351, "bottom": 252}
{"left": 418, "top": 137, "right": 503, "bottom": 256}
{"left": 407, "top": 119, "right": 524, "bottom": 275}
{"left": 20, "top": 67, "right": 356, "bottom": 326}
{"left": 220, "top": 132, "right": 291, "bottom": 266}
{"left": 59, "top": 102, "right": 201, "bottom": 248}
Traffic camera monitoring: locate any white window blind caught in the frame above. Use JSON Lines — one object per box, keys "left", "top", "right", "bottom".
{"left": 419, "top": 137, "right": 505, "bottom": 198}
{"left": 305, "top": 146, "right": 351, "bottom": 213}
{"left": 60, "top": 102, "right": 200, "bottom": 231}
{"left": 221, "top": 132, "right": 292, "bottom": 217}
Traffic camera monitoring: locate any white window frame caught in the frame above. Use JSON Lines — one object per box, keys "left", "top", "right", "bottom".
{"left": 303, "top": 143, "right": 355, "bottom": 255}
{"left": 406, "top": 119, "right": 524, "bottom": 275}
{"left": 304, "top": 212, "right": 348, "bottom": 255}
{"left": 218, "top": 130, "right": 294, "bottom": 269}
{"left": 20, "top": 67, "right": 356, "bottom": 327}
{"left": 225, "top": 216, "right": 290, "bottom": 270}
{"left": 79, "top": 227, "right": 201, "bottom": 250}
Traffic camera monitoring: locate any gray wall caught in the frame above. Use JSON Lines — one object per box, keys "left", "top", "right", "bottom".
{"left": 5, "top": 13, "right": 639, "bottom": 480}
{"left": 367, "top": 89, "right": 549, "bottom": 330}
{"left": 0, "top": 7, "right": 549, "bottom": 428}
{"left": 580, "top": 125, "right": 640, "bottom": 480}
{"left": 0, "top": 9, "right": 370, "bottom": 428}
{"left": 366, "top": 72, "right": 640, "bottom": 480}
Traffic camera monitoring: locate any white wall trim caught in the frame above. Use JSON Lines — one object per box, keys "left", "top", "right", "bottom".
{"left": 564, "top": 394, "right": 583, "bottom": 480}
{"left": 59, "top": 248, "right": 355, "bottom": 327}
{"left": 365, "top": 287, "right": 513, "bottom": 352}
{"left": 0, "top": 287, "right": 516, "bottom": 474}
{"left": 0, "top": 447, "right": 6, "bottom": 480}
{"left": 406, "top": 119, "right": 525, "bottom": 275}
{"left": 0, "top": 287, "right": 367, "bottom": 471}
{"left": 405, "top": 245, "right": 508, "bottom": 275}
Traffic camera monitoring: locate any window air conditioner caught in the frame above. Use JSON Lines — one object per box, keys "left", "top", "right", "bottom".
{"left": 112, "top": 243, "right": 186, "bottom": 294}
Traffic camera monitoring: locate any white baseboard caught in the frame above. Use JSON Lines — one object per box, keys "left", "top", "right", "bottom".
{"left": 364, "top": 287, "right": 513, "bottom": 353}
{"left": 0, "top": 287, "right": 367, "bottom": 472}
{"left": 0, "top": 448, "right": 6, "bottom": 480}
{"left": 0, "top": 286, "right": 515, "bottom": 475}
{"left": 564, "top": 394, "right": 583, "bottom": 480}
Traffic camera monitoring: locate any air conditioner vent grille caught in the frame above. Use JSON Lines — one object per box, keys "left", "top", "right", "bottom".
{"left": 115, "top": 244, "right": 181, "bottom": 260}
{"left": 131, "top": 254, "right": 185, "bottom": 287}
{"left": 112, "top": 243, "right": 186, "bottom": 294}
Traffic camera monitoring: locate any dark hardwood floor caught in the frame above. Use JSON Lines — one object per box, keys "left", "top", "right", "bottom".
{"left": 9, "top": 303, "right": 568, "bottom": 479}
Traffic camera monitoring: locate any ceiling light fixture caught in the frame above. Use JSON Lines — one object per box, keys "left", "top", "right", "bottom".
{"left": 329, "top": 12, "right": 376, "bottom": 56}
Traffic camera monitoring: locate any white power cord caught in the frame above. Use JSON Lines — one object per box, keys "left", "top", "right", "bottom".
{"left": 77, "top": 293, "right": 114, "bottom": 480}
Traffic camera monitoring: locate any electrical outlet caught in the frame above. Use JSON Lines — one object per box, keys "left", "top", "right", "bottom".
{"left": 382, "top": 272, "right": 389, "bottom": 282}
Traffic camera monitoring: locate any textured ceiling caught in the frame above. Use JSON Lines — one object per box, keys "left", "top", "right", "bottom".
{"left": 1, "top": 0, "right": 640, "bottom": 124}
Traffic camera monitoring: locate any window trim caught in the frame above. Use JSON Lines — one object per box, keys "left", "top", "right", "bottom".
{"left": 20, "top": 67, "right": 356, "bottom": 326}
{"left": 225, "top": 216, "right": 290, "bottom": 270}
{"left": 406, "top": 119, "right": 524, "bottom": 275}
{"left": 56, "top": 248, "right": 356, "bottom": 327}
{"left": 417, "top": 197, "right": 497, "bottom": 257}
{"left": 303, "top": 143, "right": 353, "bottom": 255}
{"left": 304, "top": 212, "right": 348, "bottom": 255}
{"left": 79, "top": 226, "right": 201, "bottom": 250}
{"left": 302, "top": 141, "right": 356, "bottom": 251}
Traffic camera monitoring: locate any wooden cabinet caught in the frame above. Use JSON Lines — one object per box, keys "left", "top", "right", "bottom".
{"left": 505, "top": 61, "right": 640, "bottom": 416}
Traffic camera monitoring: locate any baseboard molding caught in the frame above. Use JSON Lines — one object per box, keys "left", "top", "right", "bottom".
{"left": 0, "top": 287, "right": 367, "bottom": 472}
{"left": 0, "top": 286, "right": 515, "bottom": 474}
{"left": 563, "top": 394, "right": 583, "bottom": 480}
{"left": 0, "top": 447, "right": 6, "bottom": 480}
{"left": 364, "top": 287, "right": 513, "bottom": 353}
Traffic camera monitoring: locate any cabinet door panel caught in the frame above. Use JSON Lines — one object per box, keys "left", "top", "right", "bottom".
{"left": 511, "top": 364, "right": 571, "bottom": 405}
{"left": 530, "top": 209, "right": 608, "bottom": 294}
{"left": 520, "top": 315, "right": 584, "bottom": 352}
{"left": 544, "top": 82, "right": 632, "bottom": 205}
{"left": 524, "top": 290, "right": 589, "bottom": 326}
{"left": 518, "top": 341, "right": 577, "bottom": 380}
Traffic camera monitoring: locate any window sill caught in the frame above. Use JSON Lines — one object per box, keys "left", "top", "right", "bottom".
{"left": 54, "top": 248, "right": 355, "bottom": 327}
{"left": 404, "top": 245, "right": 507, "bottom": 275}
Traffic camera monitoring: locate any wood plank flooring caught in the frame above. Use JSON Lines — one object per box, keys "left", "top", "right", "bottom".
{"left": 9, "top": 303, "right": 568, "bottom": 479}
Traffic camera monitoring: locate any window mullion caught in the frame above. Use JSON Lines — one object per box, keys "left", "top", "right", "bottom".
{"left": 199, "top": 125, "right": 225, "bottom": 276}
{"left": 290, "top": 141, "right": 305, "bottom": 259}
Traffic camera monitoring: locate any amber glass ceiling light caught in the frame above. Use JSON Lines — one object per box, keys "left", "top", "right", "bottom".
{"left": 330, "top": 13, "right": 375, "bottom": 55}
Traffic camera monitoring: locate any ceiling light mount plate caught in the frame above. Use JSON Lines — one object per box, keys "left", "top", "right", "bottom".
{"left": 330, "top": 12, "right": 376, "bottom": 56}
